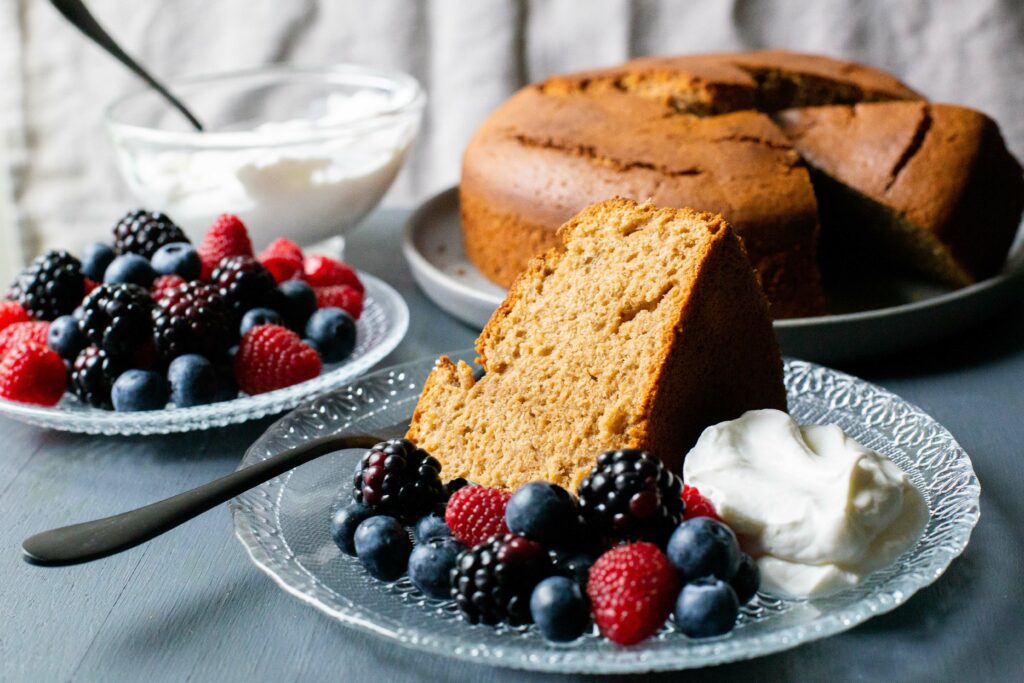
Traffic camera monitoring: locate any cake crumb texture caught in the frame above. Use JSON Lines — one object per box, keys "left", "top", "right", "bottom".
{"left": 407, "top": 198, "right": 786, "bottom": 492}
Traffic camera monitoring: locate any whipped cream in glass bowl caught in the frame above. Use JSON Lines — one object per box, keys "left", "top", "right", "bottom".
{"left": 106, "top": 65, "right": 424, "bottom": 249}
{"left": 684, "top": 409, "right": 928, "bottom": 599}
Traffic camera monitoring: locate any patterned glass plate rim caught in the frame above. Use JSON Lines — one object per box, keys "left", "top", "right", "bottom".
{"left": 230, "top": 352, "right": 980, "bottom": 673}
{"left": 0, "top": 273, "right": 408, "bottom": 435}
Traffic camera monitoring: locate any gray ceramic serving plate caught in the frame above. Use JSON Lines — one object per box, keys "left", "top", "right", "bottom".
{"left": 403, "top": 187, "right": 1024, "bottom": 364}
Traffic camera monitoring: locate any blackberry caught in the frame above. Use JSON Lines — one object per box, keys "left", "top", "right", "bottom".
{"left": 352, "top": 438, "right": 446, "bottom": 521}
{"left": 211, "top": 256, "right": 280, "bottom": 318}
{"left": 152, "top": 281, "right": 233, "bottom": 361}
{"left": 70, "top": 346, "right": 123, "bottom": 408}
{"left": 112, "top": 209, "right": 188, "bottom": 259}
{"left": 450, "top": 534, "right": 553, "bottom": 625}
{"left": 548, "top": 548, "right": 598, "bottom": 585}
{"left": 6, "top": 250, "right": 85, "bottom": 321}
{"left": 445, "top": 477, "right": 470, "bottom": 498}
{"left": 78, "top": 284, "right": 154, "bottom": 358}
{"left": 577, "top": 449, "right": 684, "bottom": 545}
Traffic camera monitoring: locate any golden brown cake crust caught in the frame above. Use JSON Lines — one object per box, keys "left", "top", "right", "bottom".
{"left": 461, "top": 86, "right": 827, "bottom": 318}
{"left": 776, "top": 102, "right": 1024, "bottom": 284}
{"left": 461, "top": 49, "right": 1021, "bottom": 314}
{"left": 537, "top": 50, "right": 920, "bottom": 113}
{"left": 461, "top": 50, "right": 928, "bottom": 318}
{"left": 409, "top": 198, "right": 786, "bottom": 492}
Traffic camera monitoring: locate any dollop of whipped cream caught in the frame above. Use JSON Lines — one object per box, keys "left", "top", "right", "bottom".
{"left": 683, "top": 409, "right": 927, "bottom": 599}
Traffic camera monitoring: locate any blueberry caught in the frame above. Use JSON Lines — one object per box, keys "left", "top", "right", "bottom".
{"left": 408, "top": 537, "right": 464, "bottom": 599}
{"left": 414, "top": 513, "right": 452, "bottom": 543}
{"left": 111, "top": 369, "right": 168, "bottom": 412}
{"left": 151, "top": 242, "right": 201, "bottom": 280}
{"left": 167, "top": 354, "right": 218, "bottom": 408}
{"left": 305, "top": 308, "right": 357, "bottom": 363}
{"left": 47, "top": 314, "right": 86, "bottom": 360}
{"left": 330, "top": 502, "right": 376, "bottom": 556}
{"left": 240, "top": 307, "right": 283, "bottom": 337}
{"left": 353, "top": 515, "right": 411, "bottom": 581}
{"left": 82, "top": 242, "right": 115, "bottom": 281}
{"left": 104, "top": 253, "right": 156, "bottom": 287}
{"left": 530, "top": 576, "right": 590, "bottom": 642}
{"left": 666, "top": 517, "right": 742, "bottom": 582}
{"left": 674, "top": 577, "right": 739, "bottom": 638}
{"left": 505, "top": 481, "right": 578, "bottom": 546}
{"left": 731, "top": 553, "right": 760, "bottom": 604}
{"left": 277, "top": 280, "right": 317, "bottom": 330}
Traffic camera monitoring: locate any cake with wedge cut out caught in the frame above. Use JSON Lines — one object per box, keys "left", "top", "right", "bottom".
{"left": 461, "top": 50, "right": 1023, "bottom": 318}
{"left": 406, "top": 198, "right": 786, "bottom": 492}
{"left": 774, "top": 101, "right": 1023, "bottom": 287}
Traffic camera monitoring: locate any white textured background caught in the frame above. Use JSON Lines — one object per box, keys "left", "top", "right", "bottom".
{"left": 1, "top": 0, "right": 1022, "bottom": 277}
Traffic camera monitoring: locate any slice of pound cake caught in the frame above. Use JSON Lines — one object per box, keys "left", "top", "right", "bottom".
{"left": 406, "top": 198, "right": 786, "bottom": 491}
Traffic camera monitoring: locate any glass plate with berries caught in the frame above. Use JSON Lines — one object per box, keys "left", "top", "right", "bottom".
{"left": 0, "top": 211, "right": 408, "bottom": 435}
{"left": 230, "top": 352, "right": 980, "bottom": 673}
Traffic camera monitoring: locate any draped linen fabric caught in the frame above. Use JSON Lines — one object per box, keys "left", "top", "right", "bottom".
{"left": 1, "top": 0, "right": 1022, "bottom": 278}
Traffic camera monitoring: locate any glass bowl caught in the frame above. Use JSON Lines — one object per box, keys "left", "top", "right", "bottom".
{"left": 0, "top": 273, "right": 407, "bottom": 435}
{"left": 231, "top": 354, "right": 980, "bottom": 673}
{"left": 106, "top": 65, "right": 424, "bottom": 248}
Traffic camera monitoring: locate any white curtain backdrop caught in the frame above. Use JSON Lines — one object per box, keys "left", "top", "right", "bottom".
{"left": 1, "top": 0, "right": 1022, "bottom": 274}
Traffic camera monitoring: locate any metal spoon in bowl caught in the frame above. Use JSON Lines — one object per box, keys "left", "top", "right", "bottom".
{"left": 49, "top": 0, "right": 204, "bottom": 131}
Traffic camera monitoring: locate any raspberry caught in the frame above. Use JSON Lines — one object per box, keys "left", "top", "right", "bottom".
{"left": 112, "top": 209, "right": 188, "bottom": 259}
{"left": 0, "top": 302, "right": 31, "bottom": 332}
{"left": 302, "top": 255, "right": 363, "bottom": 292}
{"left": 682, "top": 484, "right": 721, "bottom": 522}
{"left": 0, "top": 321, "right": 50, "bottom": 360}
{"left": 83, "top": 278, "right": 99, "bottom": 296}
{"left": 587, "top": 542, "right": 680, "bottom": 645}
{"left": 444, "top": 485, "right": 511, "bottom": 547}
{"left": 315, "top": 285, "right": 363, "bottom": 319}
{"left": 260, "top": 238, "right": 303, "bottom": 262}
{"left": 234, "top": 324, "right": 321, "bottom": 395}
{"left": 451, "top": 534, "right": 553, "bottom": 625}
{"left": 151, "top": 274, "right": 186, "bottom": 300}
{"left": 352, "top": 438, "right": 446, "bottom": 521}
{"left": 197, "top": 214, "right": 253, "bottom": 280}
{"left": 258, "top": 238, "right": 304, "bottom": 283}
{"left": 0, "top": 341, "right": 67, "bottom": 406}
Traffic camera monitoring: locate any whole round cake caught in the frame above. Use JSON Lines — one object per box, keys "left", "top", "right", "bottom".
{"left": 460, "top": 50, "right": 1024, "bottom": 318}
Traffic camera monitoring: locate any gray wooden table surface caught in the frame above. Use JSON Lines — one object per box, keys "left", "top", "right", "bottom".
{"left": 2, "top": 209, "right": 1022, "bottom": 682}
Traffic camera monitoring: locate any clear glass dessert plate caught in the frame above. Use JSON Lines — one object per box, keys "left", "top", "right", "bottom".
{"left": 0, "top": 273, "right": 408, "bottom": 436}
{"left": 230, "top": 353, "right": 980, "bottom": 673}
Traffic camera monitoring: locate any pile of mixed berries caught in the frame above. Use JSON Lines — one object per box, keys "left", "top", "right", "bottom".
{"left": 0, "top": 209, "right": 365, "bottom": 410}
{"left": 332, "top": 443, "right": 760, "bottom": 645}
